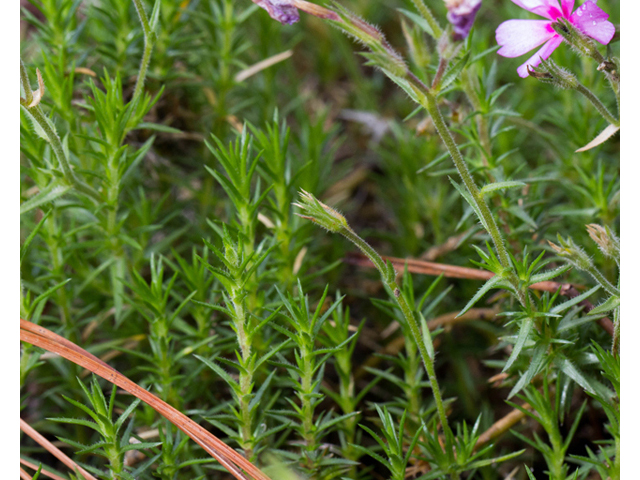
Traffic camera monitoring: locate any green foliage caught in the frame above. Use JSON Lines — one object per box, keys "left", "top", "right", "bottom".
{"left": 51, "top": 376, "right": 160, "bottom": 479}
{"left": 20, "top": 0, "right": 620, "bottom": 479}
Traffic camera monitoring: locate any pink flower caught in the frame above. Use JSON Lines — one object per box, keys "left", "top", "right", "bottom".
{"left": 496, "top": 0, "right": 615, "bottom": 78}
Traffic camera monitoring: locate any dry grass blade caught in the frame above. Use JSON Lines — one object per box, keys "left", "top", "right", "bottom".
{"left": 20, "top": 319, "right": 272, "bottom": 480}
{"left": 235, "top": 50, "right": 293, "bottom": 82}
{"left": 20, "top": 418, "right": 98, "bottom": 480}
{"left": 20, "top": 459, "right": 67, "bottom": 480}
{"left": 20, "top": 467, "right": 32, "bottom": 480}
{"left": 475, "top": 403, "right": 532, "bottom": 450}
{"left": 346, "top": 252, "right": 574, "bottom": 292}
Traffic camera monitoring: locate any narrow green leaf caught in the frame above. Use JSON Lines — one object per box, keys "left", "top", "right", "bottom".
{"left": 439, "top": 52, "right": 471, "bottom": 91}
{"left": 554, "top": 354, "right": 614, "bottom": 399}
{"left": 397, "top": 8, "right": 434, "bottom": 37}
{"left": 551, "top": 286, "right": 600, "bottom": 314}
{"left": 195, "top": 355, "right": 238, "bottom": 388}
{"left": 503, "top": 317, "right": 534, "bottom": 372}
{"left": 529, "top": 264, "right": 571, "bottom": 284}
{"left": 480, "top": 181, "right": 526, "bottom": 196}
{"left": 20, "top": 183, "right": 72, "bottom": 215}
{"left": 449, "top": 177, "right": 490, "bottom": 232}
{"left": 467, "top": 449, "right": 525, "bottom": 469}
{"left": 457, "top": 275, "right": 503, "bottom": 318}
{"left": 588, "top": 295, "right": 620, "bottom": 316}
{"left": 20, "top": 209, "right": 51, "bottom": 266}
{"left": 524, "top": 465, "right": 536, "bottom": 480}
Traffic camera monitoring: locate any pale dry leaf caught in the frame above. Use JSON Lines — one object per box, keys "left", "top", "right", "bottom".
{"left": 576, "top": 123, "right": 620, "bottom": 152}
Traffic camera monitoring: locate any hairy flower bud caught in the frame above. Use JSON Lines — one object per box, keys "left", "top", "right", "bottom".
{"left": 445, "top": 0, "right": 481, "bottom": 40}
{"left": 548, "top": 235, "right": 593, "bottom": 271}
{"left": 529, "top": 59, "right": 578, "bottom": 90}
{"left": 294, "top": 190, "right": 349, "bottom": 233}
{"left": 586, "top": 224, "right": 620, "bottom": 261}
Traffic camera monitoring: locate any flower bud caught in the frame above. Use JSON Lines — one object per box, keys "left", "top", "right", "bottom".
{"left": 529, "top": 59, "right": 578, "bottom": 90}
{"left": 586, "top": 224, "right": 620, "bottom": 261}
{"left": 294, "top": 190, "right": 350, "bottom": 233}
{"left": 548, "top": 235, "right": 593, "bottom": 272}
{"left": 445, "top": 0, "right": 481, "bottom": 40}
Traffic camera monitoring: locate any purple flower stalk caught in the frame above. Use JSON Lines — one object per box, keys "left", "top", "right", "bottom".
{"left": 496, "top": 0, "right": 615, "bottom": 78}
{"left": 445, "top": 0, "right": 482, "bottom": 40}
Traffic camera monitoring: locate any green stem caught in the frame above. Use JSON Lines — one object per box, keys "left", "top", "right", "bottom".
{"left": 20, "top": 59, "right": 102, "bottom": 203}
{"left": 423, "top": 91, "right": 510, "bottom": 270}
{"left": 301, "top": 347, "right": 316, "bottom": 452}
{"left": 20, "top": 59, "right": 34, "bottom": 105}
{"left": 338, "top": 226, "right": 453, "bottom": 452}
{"left": 612, "top": 306, "right": 620, "bottom": 358}
{"left": 575, "top": 82, "right": 619, "bottom": 126}
{"left": 409, "top": 0, "right": 443, "bottom": 39}
{"left": 131, "top": 0, "right": 155, "bottom": 104}
{"left": 587, "top": 266, "right": 619, "bottom": 297}
{"left": 416, "top": 85, "right": 530, "bottom": 309}
{"left": 403, "top": 336, "right": 422, "bottom": 422}
{"left": 231, "top": 289, "right": 255, "bottom": 459}
{"left": 46, "top": 217, "right": 70, "bottom": 323}
{"left": 460, "top": 69, "right": 492, "bottom": 167}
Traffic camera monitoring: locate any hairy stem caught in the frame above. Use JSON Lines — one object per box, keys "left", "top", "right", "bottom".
{"left": 409, "top": 0, "right": 443, "bottom": 39}
{"left": 338, "top": 226, "right": 454, "bottom": 451}
{"left": 423, "top": 91, "right": 509, "bottom": 269}
{"left": 461, "top": 69, "right": 492, "bottom": 167}
{"left": 131, "top": 0, "right": 155, "bottom": 104}
{"left": 21, "top": 59, "right": 102, "bottom": 203}
{"left": 231, "top": 289, "right": 255, "bottom": 459}
{"left": 575, "top": 82, "right": 619, "bottom": 126}
{"left": 586, "top": 265, "right": 619, "bottom": 297}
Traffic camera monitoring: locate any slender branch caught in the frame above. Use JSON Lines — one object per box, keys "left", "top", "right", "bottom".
{"left": 586, "top": 264, "right": 619, "bottom": 297}
{"left": 431, "top": 56, "right": 448, "bottom": 90}
{"left": 131, "top": 0, "right": 156, "bottom": 104}
{"left": 460, "top": 69, "right": 492, "bottom": 167}
{"left": 20, "top": 59, "right": 102, "bottom": 203}
{"left": 422, "top": 90, "right": 511, "bottom": 270}
{"left": 338, "top": 226, "right": 454, "bottom": 450}
{"left": 20, "top": 60, "right": 34, "bottom": 105}
{"left": 409, "top": 0, "right": 443, "bottom": 39}
{"left": 575, "top": 82, "right": 619, "bottom": 126}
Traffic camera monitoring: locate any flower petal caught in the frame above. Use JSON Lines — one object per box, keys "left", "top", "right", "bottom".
{"left": 511, "top": 0, "right": 563, "bottom": 20}
{"left": 569, "top": 0, "right": 615, "bottom": 44}
{"left": 561, "top": 0, "right": 575, "bottom": 17}
{"left": 496, "top": 19, "right": 555, "bottom": 58}
{"left": 447, "top": 0, "right": 482, "bottom": 40}
{"left": 253, "top": 0, "right": 300, "bottom": 25}
{"left": 516, "top": 34, "right": 563, "bottom": 77}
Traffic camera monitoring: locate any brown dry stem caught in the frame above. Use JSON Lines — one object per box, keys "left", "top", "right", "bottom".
{"left": 20, "top": 319, "right": 271, "bottom": 480}
{"left": 20, "top": 418, "right": 98, "bottom": 480}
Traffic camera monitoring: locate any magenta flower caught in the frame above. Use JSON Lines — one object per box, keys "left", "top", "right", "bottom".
{"left": 496, "top": 0, "right": 615, "bottom": 78}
